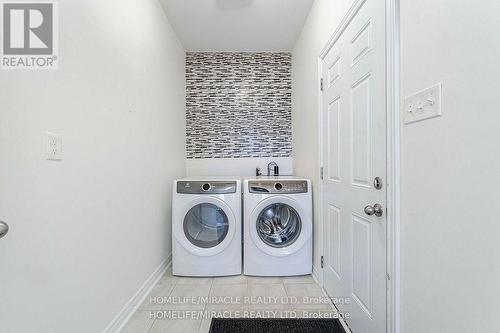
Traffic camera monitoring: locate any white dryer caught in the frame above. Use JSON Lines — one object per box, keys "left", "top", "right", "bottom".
{"left": 172, "top": 178, "right": 241, "bottom": 276}
{"left": 243, "top": 176, "right": 312, "bottom": 276}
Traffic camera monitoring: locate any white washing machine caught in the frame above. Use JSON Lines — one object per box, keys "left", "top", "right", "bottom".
{"left": 243, "top": 176, "right": 312, "bottom": 276}
{"left": 172, "top": 178, "right": 241, "bottom": 276}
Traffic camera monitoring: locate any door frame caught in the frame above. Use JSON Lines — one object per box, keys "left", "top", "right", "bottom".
{"left": 316, "top": 0, "right": 400, "bottom": 332}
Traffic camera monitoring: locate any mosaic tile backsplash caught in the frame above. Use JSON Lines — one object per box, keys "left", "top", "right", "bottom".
{"left": 186, "top": 52, "right": 292, "bottom": 159}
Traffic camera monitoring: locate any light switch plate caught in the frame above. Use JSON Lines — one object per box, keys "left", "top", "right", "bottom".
{"left": 46, "top": 132, "right": 62, "bottom": 160}
{"left": 403, "top": 83, "right": 442, "bottom": 124}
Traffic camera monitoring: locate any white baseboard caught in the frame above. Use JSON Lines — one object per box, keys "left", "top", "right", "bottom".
{"left": 315, "top": 274, "right": 352, "bottom": 333}
{"left": 312, "top": 265, "right": 351, "bottom": 330}
{"left": 317, "top": 285, "right": 352, "bottom": 333}
{"left": 102, "top": 254, "right": 172, "bottom": 333}
{"left": 312, "top": 264, "right": 323, "bottom": 287}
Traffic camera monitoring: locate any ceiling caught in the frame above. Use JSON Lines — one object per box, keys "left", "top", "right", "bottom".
{"left": 160, "top": 0, "right": 315, "bottom": 52}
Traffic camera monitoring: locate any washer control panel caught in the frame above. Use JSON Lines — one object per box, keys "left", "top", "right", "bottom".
{"left": 249, "top": 180, "right": 308, "bottom": 194}
{"left": 177, "top": 181, "right": 237, "bottom": 194}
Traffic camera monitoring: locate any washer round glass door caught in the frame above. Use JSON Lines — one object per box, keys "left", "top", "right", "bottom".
{"left": 183, "top": 203, "right": 229, "bottom": 249}
{"left": 256, "top": 203, "right": 302, "bottom": 248}
{"left": 249, "top": 196, "right": 311, "bottom": 257}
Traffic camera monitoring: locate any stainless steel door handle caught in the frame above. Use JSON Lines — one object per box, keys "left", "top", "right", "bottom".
{"left": 364, "top": 204, "right": 383, "bottom": 217}
{"left": 0, "top": 221, "right": 9, "bottom": 239}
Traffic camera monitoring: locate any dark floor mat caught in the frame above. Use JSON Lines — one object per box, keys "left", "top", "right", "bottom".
{"left": 209, "top": 318, "right": 346, "bottom": 333}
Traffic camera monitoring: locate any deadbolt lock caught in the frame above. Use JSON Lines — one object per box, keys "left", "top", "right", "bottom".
{"left": 373, "top": 177, "right": 383, "bottom": 190}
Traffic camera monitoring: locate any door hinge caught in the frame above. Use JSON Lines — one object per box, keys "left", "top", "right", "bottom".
{"left": 320, "top": 167, "right": 324, "bottom": 180}
{"left": 320, "top": 78, "right": 324, "bottom": 91}
{"left": 321, "top": 256, "right": 324, "bottom": 268}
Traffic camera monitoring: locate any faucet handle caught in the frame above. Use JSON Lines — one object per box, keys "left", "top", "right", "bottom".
{"left": 256, "top": 167, "right": 262, "bottom": 176}
{"left": 267, "top": 161, "right": 278, "bottom": 176}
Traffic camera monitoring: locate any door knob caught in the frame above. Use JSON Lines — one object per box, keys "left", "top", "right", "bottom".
{"left": 364, "top": 204, "right": 383, "bottom": 217}
{"left": 0, "top": 221, "right": 9, "bottom": 239}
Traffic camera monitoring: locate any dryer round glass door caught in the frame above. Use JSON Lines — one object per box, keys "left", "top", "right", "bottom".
{"left": 183, "top": 203, "right": 229, "bottom": 248}
{"left": 256, "top": 203, "right": 302, "bottom": 248}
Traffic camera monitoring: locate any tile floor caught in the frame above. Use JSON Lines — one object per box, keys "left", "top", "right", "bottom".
{"left": 121, "top": 268, "right": 341, "bottom": 333}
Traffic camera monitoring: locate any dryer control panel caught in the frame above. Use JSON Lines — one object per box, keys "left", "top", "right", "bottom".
{"left": 248, "top": 180, "right": 308, "bottom": 194}
{"left": 177, "top": 181, "right": 237, "bottom": 194}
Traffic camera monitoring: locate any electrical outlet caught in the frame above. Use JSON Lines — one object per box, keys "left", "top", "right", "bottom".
{"left": 404, "top": 83, "right": 442, "bottom": 124}
{"left": 46, "top": 132, "right": 62, "bottom": 160}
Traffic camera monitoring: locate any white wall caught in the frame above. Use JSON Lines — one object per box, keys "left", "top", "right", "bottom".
{"left": 292, "top": 0, "right": 355, "bottom": 274}
{"left": 294, "top": 0, "right": 500, "bottom": 332}
{"left": 186, "top": 157, "right": 293, "bottom": 177}
{"left": 400, "top": 0, "right": 500, "bottom": 332}
{"left": 0, "top": 1, "right": 185, "bottom": 332}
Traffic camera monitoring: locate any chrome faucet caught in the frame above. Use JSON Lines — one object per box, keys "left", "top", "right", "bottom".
{"left": 267, "top": 161, "right": 278, "bottom": 176}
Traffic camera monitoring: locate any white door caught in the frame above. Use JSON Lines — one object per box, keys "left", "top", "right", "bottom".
{"left": 0, "top": 137, "right": 38, "bottom": 331}
{"left": 321, "top": 0, "right": 387, "bottom": 332}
